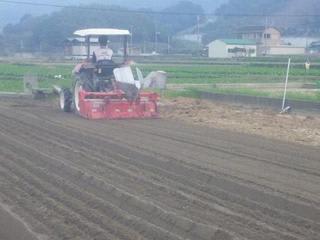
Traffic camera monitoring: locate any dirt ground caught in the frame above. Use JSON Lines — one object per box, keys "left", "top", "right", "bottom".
{"left": 0, "top": 97, "right": 319, "bottom": 240}
{"left": 0, "top": 204, "right": 37, "bottom": 240}
{"left": 161, "top": 97, "right": 320, "bottom": 147}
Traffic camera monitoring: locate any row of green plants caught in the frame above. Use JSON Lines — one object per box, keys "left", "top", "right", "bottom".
{"left": 140, "top": 64, "right": 320, "bottom": 77}
{"left": 134, "top": 55, "right": 320, "bottom": 64}
{"left": 0, "top": 62, "right": 319, "bottom": 103}
{"left": 0, "top": 63, "right": 72, "bottom": 78}
{"left": 0, "top": 62, "right": 318, "bottom": 80}
{"left": 164, "top": 87, "right": 320, "bottom": 103}
{"left": 208, "top": 88, "right": 320, "bottom": 102}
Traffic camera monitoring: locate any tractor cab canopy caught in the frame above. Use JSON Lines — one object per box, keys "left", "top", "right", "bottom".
{"left": 74, "top": 28, "right": 130, "bottom": 37}
{"left": 73, "top": 28, "right": 131, "bottom": 61}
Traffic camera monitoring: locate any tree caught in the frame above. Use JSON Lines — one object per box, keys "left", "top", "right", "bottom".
{"left": 2, "top": 4, "right": 157, "bottom": 52}
{"left": 157, "top": 1, "right": 204, "bottom": 36}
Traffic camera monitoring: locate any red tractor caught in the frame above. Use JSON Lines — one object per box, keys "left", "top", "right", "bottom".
{"left": 59, "top": 28, "right": 159, "bottom": 119}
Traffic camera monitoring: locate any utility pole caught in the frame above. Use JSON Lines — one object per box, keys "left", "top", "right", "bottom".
{"left": 20, "top": 40, "right": 24, "bottom": 52}
{"left": 263, "top": 15, "right": 269, "bottom": 55}
{"left": 155, "top": 31, "right": 160, "bottom": 53}
{"left": 197, "top": 15, "right": 200, "bottom": 44}
{"left": 167, "top": 36, "right": 170, "bottom": 55}
{"left": 143, "top": 39, "right": 146, "bottom": 54}
{"left": 155, "top": 31, "right": 157, "bottom": 53}
{"left": 264, "top": 15, "right": 268, "bottom": 31}
{"left": 130, "top": 26, "right": 133, "bottom": 55}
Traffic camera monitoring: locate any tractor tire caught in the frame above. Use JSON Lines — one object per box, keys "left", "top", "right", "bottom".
{"left": 73, "top": 71, "right": 94, "bottom": 92}
{"left": 59, "top": 88, "right": 72, "bottom": 112}
{"left": 72, "top": 72, "right": 94, "bottom": 115}
{"left": 72, "top": 80, "right": 83, "bottom": 115}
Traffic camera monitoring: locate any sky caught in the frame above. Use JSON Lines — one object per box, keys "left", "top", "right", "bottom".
{"left": 0, "top": 0, "right": 227, "bottom": 29}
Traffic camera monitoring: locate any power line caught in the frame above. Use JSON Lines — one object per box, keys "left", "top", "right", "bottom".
{"left": 0, "top": 0, "right": 205, "bottom": 16}
{"left": 0, "top": 0, "right": 320, "bottom": 17}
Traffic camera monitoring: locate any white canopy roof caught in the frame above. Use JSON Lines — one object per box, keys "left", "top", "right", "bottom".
{"left": 74, "top": 28, "right": 130, "bottom": 37}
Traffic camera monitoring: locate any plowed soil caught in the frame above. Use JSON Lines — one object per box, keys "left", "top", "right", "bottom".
{"left": 161, "top": 97, "right": 320, "bottom": 147}
{"left": 0, "top": 98, "right": 319, "bottom": 240}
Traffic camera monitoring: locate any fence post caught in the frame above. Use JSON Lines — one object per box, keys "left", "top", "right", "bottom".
{"left": 282, "top": 58, "right": 291, "bottom": 111}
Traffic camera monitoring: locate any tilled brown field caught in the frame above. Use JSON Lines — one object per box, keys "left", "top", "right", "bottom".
{"left": 0, "top": 98, "right": 319, "bottom": 240}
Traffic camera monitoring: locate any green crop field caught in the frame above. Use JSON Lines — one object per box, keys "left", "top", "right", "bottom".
{"left": 139, "top": 63, "right": 320, "bottom": 84}
{"left": 0, "top": 63, "right": 72, "bottom": 92}
{"left": 0, "top": 57, "right": 319, "bottom": 102}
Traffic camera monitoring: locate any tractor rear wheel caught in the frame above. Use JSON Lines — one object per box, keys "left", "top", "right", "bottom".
{"left": 72, "top": 71, "right": 94, "bottom": 115}
{"left": 73, "top": 80, "right": 83, "bottom": 115}
{"left": 59, "top": 88, "right": 72, "bottom": 112}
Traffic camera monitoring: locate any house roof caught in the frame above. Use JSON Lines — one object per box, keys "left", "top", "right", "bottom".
{"left": 219, "top": 39, "right": 257, "bottom": 45}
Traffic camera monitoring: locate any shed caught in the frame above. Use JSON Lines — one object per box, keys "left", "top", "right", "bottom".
{"left": 258, "top": 45, "right": 306, "bottom": 56}
{"left": 208, "top": 39, "right": 257, "bottom": 58}
{"left": 64, "top": 37, "right": 99, "bottom": 59}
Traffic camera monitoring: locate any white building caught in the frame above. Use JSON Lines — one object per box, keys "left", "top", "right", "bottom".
{"left": 259, "top": 45, "right": 306, "bottom": 56}
{"left": 175, "top": 34, "right": 203, "bottom": 44}
{"left": 208, "top": 39, "right": 257, "bottom": 58}
{"left": 64, "top": 38, "right": 100, "bottom": 59}
{"left": 282, "top": 37, "right": 320, "bottom": 48}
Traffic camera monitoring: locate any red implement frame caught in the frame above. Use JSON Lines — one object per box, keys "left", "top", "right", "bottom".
{"left": 78, "top": 89, "right": 159, "bottom": 119}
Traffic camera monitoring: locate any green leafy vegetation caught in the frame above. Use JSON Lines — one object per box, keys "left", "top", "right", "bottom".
{"left": 208, "top": 88, "right": 320, "bottom": 102}
{"left": 139, "top": 62, "right": 320, "bottom": 84}
{"left": 0, "top": 58, "right": 319, "bottom": 102}
{"left": 0, "top": 63, "right": 72, "bottom": 91}
{"left": 158, "top": 88, "right": 201, "bottom": 98}
{"left": 0, "top": 80, "right": 24, "bottom": 92}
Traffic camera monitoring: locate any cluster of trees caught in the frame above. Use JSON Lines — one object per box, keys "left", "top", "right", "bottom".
{"left": 1, "top": 0, "right": 319, "bottom": 54}
{"left": 0, "top": 1, "right": 204, "bottom": 53}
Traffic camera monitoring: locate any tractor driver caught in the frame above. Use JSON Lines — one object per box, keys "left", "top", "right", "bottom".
{"left": 92, "top": 36, "right": 113, "bottom": 63}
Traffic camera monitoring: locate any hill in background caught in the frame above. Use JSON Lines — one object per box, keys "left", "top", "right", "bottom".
{"left": 0, "top": 1, "right": 206, "bottom": 53}
{"left": 0, "top": 0, "right": 226, "bottom": 29}
{"left": 1, "top": 0, "right": 319, "bottom": 54}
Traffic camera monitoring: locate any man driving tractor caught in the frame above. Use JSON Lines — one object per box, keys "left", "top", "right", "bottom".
{"left": 71, "top": 35, "right": 117, "bottom": 92}
{"left": 92, "top": 36, "right": 113, "bottom": 62}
